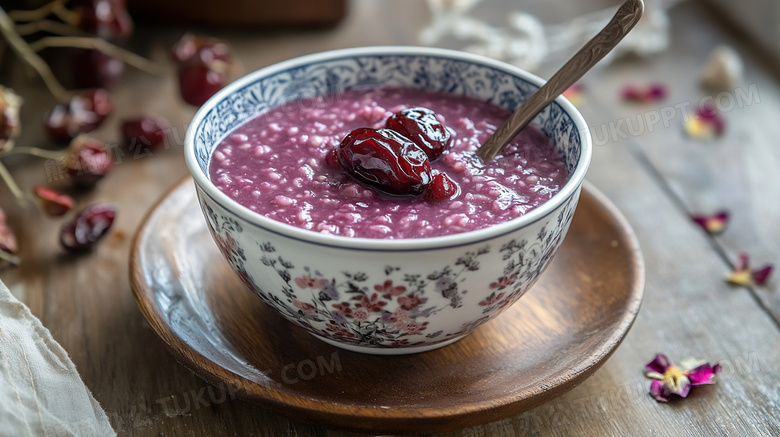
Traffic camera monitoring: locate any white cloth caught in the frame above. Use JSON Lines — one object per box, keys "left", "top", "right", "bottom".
{"left": 0, "top": 279, "right": 115, "bottom": 437}
{"left": 420, "top": 0, "right": 686, "bottom": 71}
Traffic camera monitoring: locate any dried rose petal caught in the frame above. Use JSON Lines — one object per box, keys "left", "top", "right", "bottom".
{"left": 32, "top": 186, "right": 75, "bottom": 217}
{"left": 644, "top": 354, "right": 721, "bottom": 402}
{"left": 691, "top": 210, "right": 729, "bottom": 234}
{"left": 622, "top": 83, "right": 668, "bottom": 103}
{"left": 727, "top": 253, "right": 773, "bottom": 287}
{"left": 685, "top": 103, "right": 725, "bottom": 139}
{"left": 60, "top": 203, "right": 116, "bottom": 252}
{"left": 562, "top": 83, "right": 585, "bottom": 107}
{"left": 0, "top": 208, "right": 19, "bottom": 266}
{"left": 65, "top": 137, "right": 114, "bottom": 187}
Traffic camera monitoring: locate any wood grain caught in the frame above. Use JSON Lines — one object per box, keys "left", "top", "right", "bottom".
{"left": 129, "top": 179, "right": 644, "bottom": 434}
{"left": 579, "top": 0, "right": 780, "bottom": 323}
{"left": 1, "top": 0, "right": 780, "bottom": 436}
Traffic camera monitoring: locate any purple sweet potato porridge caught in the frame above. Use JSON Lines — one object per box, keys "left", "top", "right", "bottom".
{"left": 209, "top": 88, "right": 568, "bottom": 239}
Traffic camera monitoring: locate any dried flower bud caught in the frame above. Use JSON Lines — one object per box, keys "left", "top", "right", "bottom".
{"left": 0, "top": 208, "right": 19, "bottom": 266}
{"left": 0, "top": 86, "right": 22, "bottom": 148}
{"left": 33, "top": 186, "right": 76, "bottom": 217}
{"left": 65, "top": 136, "right": 114, "bottom": 188}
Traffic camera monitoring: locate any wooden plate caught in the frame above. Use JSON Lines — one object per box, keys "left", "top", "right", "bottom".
{"left": 130, "top": 178, "right": 644, "bottom": 434}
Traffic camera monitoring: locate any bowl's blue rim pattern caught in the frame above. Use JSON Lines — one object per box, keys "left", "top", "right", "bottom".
{"left": 196, "top": 185, "right": 578, "bottom": 252}
{"left": 184, "top": 46, "right": 592, "bottom": 251}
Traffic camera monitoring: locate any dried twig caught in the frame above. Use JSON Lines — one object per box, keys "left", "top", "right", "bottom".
{"left": 0, "top": 146, "right": 64, "bottom": 160}
{"left": 7, "top": 0, "right": 63, "bottom": 22}
{"left": 28, "top": 36, "right": 164, "bottom": 75}
{"left": 0, "top": 6, "right": 71, "bottom": 102}
{"left": 0, "top": 160, "right": 27, "bottom": 205}
{"left": 15, "top": 19, "right": 85, "bottom": 37}
{"left": 0, "top": 250, "right": 21, "bottom": 266}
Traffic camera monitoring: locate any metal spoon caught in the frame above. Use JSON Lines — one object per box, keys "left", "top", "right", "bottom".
{"left": 477, "top": 0, "right": 645, "bottom": 162}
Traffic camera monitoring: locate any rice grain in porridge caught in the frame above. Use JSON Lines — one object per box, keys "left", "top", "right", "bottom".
{"left": 209, "top": 88, "right": 568, "bottom": 239}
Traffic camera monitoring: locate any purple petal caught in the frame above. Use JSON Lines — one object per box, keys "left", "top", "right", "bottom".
{"left": 649, "top": 380, "right": 670, "bottom": 402}
{"left": 676, "top": 379, "right": 692, "bottom": 398}
{"left": 622, "top": 86, "right": 640, "bottom": 101}
{"left": 752, "top": 265, "right": 773, "bottom": 286}
{"left": 648, "top": 84, "right": 667, "bottom": 99}
{"left": 646, "top": 354, "right": 671, "bottom": 374}
{"left": 691, "top": 215, "right": 709, "bottom": 229}
{"left": 687, "top": 363, "right": 718, "bottom": 385}
{"left": 736, "top": 253, "right": 750, "bottom": 271}
{"left": 714, "top": 211, "right": 729, "bottom": 222}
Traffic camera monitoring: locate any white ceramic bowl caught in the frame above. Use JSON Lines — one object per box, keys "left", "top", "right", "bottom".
{"left": 184, "top": 46, "right": 592, "bottom": 355}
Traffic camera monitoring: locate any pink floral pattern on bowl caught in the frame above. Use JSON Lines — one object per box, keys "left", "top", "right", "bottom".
{"left": 200, "top": 193, "right": 576, "bottom": 349}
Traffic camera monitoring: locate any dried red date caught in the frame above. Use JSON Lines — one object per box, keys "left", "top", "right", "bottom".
{"left": 337, "top": 128, "right": 432, "bottom": 196}
{"left": 178, "top": 64, "right": 227, "bottom": 106}
{"left": 44, "top": 89, "right": 113, "bottom": 143}
{"left": 72, "top": 49, "right": 125, "bottom": 89}
{"left": 73, "top": 0, "right": 133, "bottom": 40}
{"left": 171, "top": 34, "right": 233, "bottom": 106}
{"left": 386, "top": 107, "right": 452, "bottom": 160}
{"left": 60, "top": 203, "right": 116, "bottom": 252}
{"left": 171, "top": 34, "right": 231, "bottom": 65}
{"left": 121, "top": 115, "right": 172, "bottom": 150}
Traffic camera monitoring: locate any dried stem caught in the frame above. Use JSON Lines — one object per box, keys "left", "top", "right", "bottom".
{"left": 0, "top": 139, "right": 16, "bottom": 153}
{"left": 7, "top": 0, "right": 64, "bottom": 22}
{"left": 15, "top": 19, "right": 85, "bottom": 37}
{"left": 0, "top": 6, "right": 71, "bottom": 102}
{"left": 29, "top": 36, "right": 165, "bottom": 75}
{"left": 0, "top": 160, "right": 27, "bottom": 205}
{"left": 0, "top": 146, "right": 64, "bottom": 160}
{"left": 0, "top": 250, "right": 21, "bottom": 267}
{"left": 51, "top": 1, "right": 78, "bottom": 25}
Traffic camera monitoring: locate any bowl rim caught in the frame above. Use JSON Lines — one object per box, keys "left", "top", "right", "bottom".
{"left": 184, "top": 46, "right": 592, "bottom": 251}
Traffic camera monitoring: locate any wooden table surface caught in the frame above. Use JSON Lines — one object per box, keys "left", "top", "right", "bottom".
{"left": 1, "top": 0, "right": 779, "bottom": 435}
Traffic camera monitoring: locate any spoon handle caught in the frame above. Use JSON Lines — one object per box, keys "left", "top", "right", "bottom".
{"left": 477, "top": 0, "right": 645, "bottom": 162}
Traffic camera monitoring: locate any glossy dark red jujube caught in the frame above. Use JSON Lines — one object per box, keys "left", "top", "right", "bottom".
{"left": 337, "top": 128, "right": 432, "bottom": 196}
{"left": 385, "top": 107, "right": 452, "bottom": 160}
{"left": 425, "top": 172, "right": 461, "bottom": 202}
